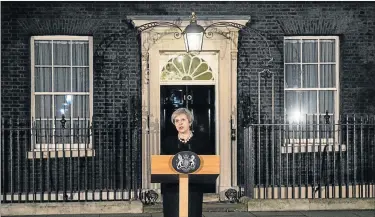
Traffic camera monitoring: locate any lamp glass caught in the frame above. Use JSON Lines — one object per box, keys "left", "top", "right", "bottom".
{"left": 184, "top": 32, "right": 203, "bottom": 52}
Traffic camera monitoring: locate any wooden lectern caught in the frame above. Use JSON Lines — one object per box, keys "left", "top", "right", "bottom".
{"left": 151, "top": 154, "right": 220, "bottom": 217}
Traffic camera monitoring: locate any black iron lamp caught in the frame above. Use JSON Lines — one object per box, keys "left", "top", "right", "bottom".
{"left": 182, "top": 12, "right": 205, "bottom": 52}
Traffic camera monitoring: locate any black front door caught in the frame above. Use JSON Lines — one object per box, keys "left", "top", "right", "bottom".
{"left": 160, "top": 85, "right": 216, "bottom": 192}
{"left": 160, "top": 85, "right": 215, "bottom": 152}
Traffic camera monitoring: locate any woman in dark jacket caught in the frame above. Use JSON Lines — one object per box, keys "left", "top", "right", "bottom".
{"left": 160, "top": 108, "right": 214, "bottom": 217}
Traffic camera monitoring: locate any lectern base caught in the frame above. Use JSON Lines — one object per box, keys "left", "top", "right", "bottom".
{"left": 162, "top": 190, "right": 203, "bottom": 217}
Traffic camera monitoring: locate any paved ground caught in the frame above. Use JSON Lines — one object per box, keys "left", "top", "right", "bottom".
{"left": 7, "top": 210, "right": 375, "bottom": 217}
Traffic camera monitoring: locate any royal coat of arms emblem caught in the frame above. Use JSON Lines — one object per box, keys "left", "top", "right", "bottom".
{"left": 172, "top": 151, "right": 200, "bottom": 174}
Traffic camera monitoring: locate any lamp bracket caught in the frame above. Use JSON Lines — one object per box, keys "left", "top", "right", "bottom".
{"left": 137, "top": 21, "right": 183, "bottom": 39}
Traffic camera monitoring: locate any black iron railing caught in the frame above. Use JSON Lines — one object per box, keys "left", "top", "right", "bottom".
{"left": 3, "top": 112, "right": 374, "bottom": 202}
{"left": 239, "top": 114, "right": 375, "bottom": 199}
{"left": 1, "top": 116, "right": 142, "bottom": 203}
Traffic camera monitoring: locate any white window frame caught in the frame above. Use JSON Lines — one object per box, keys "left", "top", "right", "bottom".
{"left": 283, "top": 36, "right": 343, "bottom": 153}
{"left": 30, "top": 35, "right": 94, "bottom": 156}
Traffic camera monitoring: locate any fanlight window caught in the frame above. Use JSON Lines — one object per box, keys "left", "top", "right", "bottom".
{"left": 161, "top": 54, "right": 214, "bottom": 81}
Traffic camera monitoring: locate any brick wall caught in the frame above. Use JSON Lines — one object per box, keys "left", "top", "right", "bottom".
{"left": 1, "top": 1, "right": 375, "bottom": 196}
{"left": 2, "top": 1, "right": 375, "bottom": 119}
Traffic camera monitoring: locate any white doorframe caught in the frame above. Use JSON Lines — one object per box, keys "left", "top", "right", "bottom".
{"left": 130, "top": 15, "right": 250, "bottom": 200}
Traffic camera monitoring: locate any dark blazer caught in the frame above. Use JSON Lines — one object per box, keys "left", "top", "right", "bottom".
{"left": 161, "top": 132, "right": 214, "bottom": 155}
{"left": 160, "top": 132, "right": 215, "bottom": 193}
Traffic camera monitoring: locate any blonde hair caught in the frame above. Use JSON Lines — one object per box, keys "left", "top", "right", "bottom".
{"left": 171, "top": 108, "right": 194, "bottom": 124}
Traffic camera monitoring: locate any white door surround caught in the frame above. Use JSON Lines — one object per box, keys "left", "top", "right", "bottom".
{"left": 130, "top": 15, "right": 250, "bottom": 200}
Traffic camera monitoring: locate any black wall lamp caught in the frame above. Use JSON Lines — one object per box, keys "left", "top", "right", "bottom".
{"left": 135, "top": 12, "right": 250, "bottom": 53}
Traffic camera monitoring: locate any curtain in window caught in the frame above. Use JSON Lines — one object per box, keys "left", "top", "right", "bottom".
{"left": 284, "top": 39, "right": 336, "bottom": 123}
{"left": 34, "top": 40, "right": 89, "bottom": 146}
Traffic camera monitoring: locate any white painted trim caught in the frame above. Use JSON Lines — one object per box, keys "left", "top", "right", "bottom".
{"left": 30, "top": 37, "right": 36, "bottom": 150}
{"left": 32, "top": 36, "right": 92, "bottom": 40}
{"left": 284, "top": 36, "right": 339, "bottom": 40}
{"left": 34, "top": 143, "right": 92, "bottom": 150}
{"left": 281, "top": 143, "right": 346, "bottom": 153}
{"left": 284, "top": 88, "right": 337, "bottom": 91}
{"left": 27, "top": 149, "right": 95, "bottom": 159}
{"left": 283, "top": 36, "right": 340, "bottom": 129}
{"left": 1, "top": 190, "right": 139, "bottom": 202}
{"left": 285, "top": 62, "right": 337, "bottom": 64}
{"left": 129, "top": 15, "right": 250, "bottom": 29}
{"left": 35, "top": 65, "right": 90, "bottom": 67}
{"left": 159, "top": 82, "right": 216, "bottom": 85}
{"left": 135, "top": 18, "right": 242, "bottom": 198}
{"left": 30, "top": 36, "right": 94, "bottom": 153}
{"left": 251, "top": 185, "right": 375, "bottom": 199}
{"left": 335, "top": 36, "right": 340, "bottom": 142}
{"left": 34, "top": 92, "right": 90, "bottom": 95}
{"left": 89, "top": 36, "right": 94, "bottom": 147}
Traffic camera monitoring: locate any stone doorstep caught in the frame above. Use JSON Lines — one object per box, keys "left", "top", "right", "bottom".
{"left": 144, "top": 202, "right": 247, "bottom": 213}
{"left": 1, "top": 201, "right": 143, "bottom": 216}
{"left": 246, "top": 198, "right": 375, "bottom": 212}
{"left": 203, "top": 193, "right": 221, "bottom": 202}
{"left": 2, "top": 199, "right": 374, "bottom": 216}
{"left": 144, "top": 198, "right": 375, "bottom": 214}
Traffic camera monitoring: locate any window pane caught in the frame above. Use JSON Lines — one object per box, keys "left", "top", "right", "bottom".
{"left": 286, "top": 91, "right": 317, "bottom": 123}
{"left": 302, "top": 65, "right": 318, "bottom": 88}
{"left": 319, "top": 91, "right": 335, "bottom": 114}
{"left": 72, "top": 41, "right": 89, "bottom": 66}
{"left": 182, "top": 54, "right": 191, "bottom": 73}
{"left": 285, "top": 91, "right": 299, "bottom": 122}
{"left": 55, "top": 120, "right": 71, "bottom": 144}
{"left": 35, "top": 67, "right": 52, "bottom": 92}
{"left": 73, "top": 120, "right": 90, "bottom": 144}
{"left": 73, "top": 95, "right": 89, "bottom": 118}
{"left": 34, "top": 120, "right": 53, "bottom": 145}
{"left": 55, "top": 95, "right": 72, "bottom": 118}
{"left": 54, "top": 68, "right": 71, "bottom": 92}
{"left": 301, "top": 91, "right": 317, "bottom": 114}
{"left": 284, "top": 40, "right": 300, "bottom": 63}
{"left": 320, "top": 64, "right": 336, "bottom": 88}
{"left": 172, "top": 55, "right": 185, "bottom": 75}
{"left": 161, "top": 54, "right": 214, "bottom": 81}
{"left": 35, "top": 95, "right": 52, "bottom": 118}
{"left": 285, "top": 64, "right": 300, "bottom": 88}
{"left": 53, "top": 41, "right": 71, "bottom": 66}
{"left": 72, "top": 68, "right": 89, "bottom": 92}
{"left": 302, "top": 40, "right": 318, "bottom": 63}
{"left": 320, "top": 40, "right": 335, "bottom": 62}
{"left": 35, "top": 41, "right": 52, "bottom": 65}
{"left": 192, "top": 59, "right": 213, "bottom": 80}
